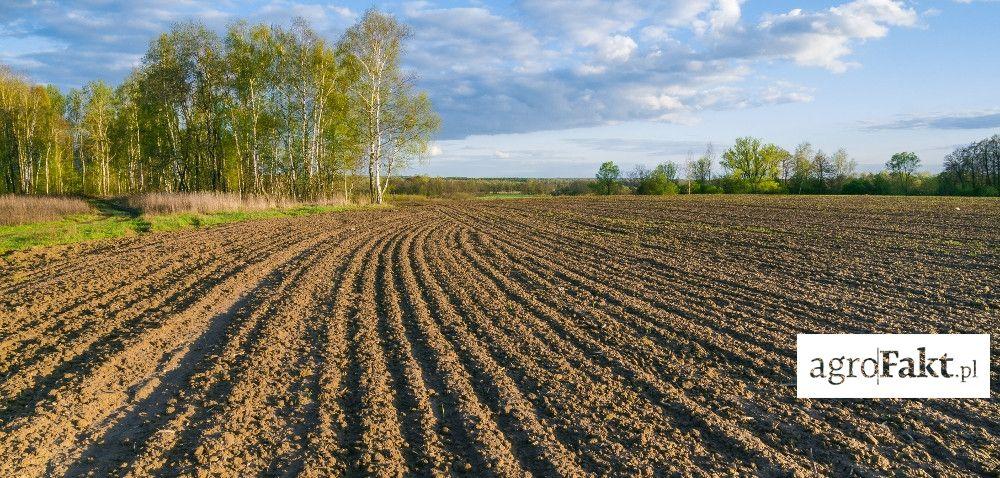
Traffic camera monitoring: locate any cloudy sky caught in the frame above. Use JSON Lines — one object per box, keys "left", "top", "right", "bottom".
{"left": 2, "top": 1, "right": 998, "bottom": 177}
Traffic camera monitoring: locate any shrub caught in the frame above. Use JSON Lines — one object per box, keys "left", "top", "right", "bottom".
{"left": 127, "top": 192, "right": 347, "bottom": 215}
{"left": 553, "top": 180, "right": 595, "bottom": 196}
{"left": 635, "top": 164, "right": 679, "bottom": 195}
{"left": 841, "top": 173, "right": 899, "bottom": 195}
{"left": 0, "top": 195, "right": 92, "bottom": 225}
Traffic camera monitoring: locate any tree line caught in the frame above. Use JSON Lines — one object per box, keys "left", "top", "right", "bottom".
{"left": 390, "top": 176, "right": 580, "bottom": 198}
{"left": 585, "top": 135, "right": 1000, "bottom": 197}
{"left": 0, "top": 10, "right": 438, "bottom": 204}
{"left": 939, "top": 135, "right": 1000, "bottom": 196}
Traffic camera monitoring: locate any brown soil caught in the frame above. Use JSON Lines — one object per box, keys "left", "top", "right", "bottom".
{"left": 1, "top": 195, "right": 997, "bottom": 477}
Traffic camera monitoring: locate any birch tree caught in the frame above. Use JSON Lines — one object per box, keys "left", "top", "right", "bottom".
{"left": 791, "top": 142, "right": 813, "bottom": 193}
{"left": 81, "top": 81, "right": 114, "bottom": 196}
{"left": 0, "top": 14, "right": 433, "bottom": 199}
{"left": 344, "top": 9, "right": 438, "bottom": 204}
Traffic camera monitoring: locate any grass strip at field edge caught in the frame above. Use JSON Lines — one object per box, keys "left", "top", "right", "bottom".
{"left": 0, "top": 204, "right": 387, "bottom": 254}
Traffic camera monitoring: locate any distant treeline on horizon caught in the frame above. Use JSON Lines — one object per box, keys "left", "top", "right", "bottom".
{"left": 393, "top": 135, "right": 999, "bottom": 198}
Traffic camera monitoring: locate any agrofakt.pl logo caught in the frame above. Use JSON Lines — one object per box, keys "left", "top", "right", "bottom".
{"left": 797, "top": 334, "right": 991, "bottom": 398}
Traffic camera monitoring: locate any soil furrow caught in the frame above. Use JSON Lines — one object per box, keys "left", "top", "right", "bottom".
{"left": 1, "top": 197, "right": 995, "bottom": 477}
{"left": 396, "top": 221, "right": 529, "bottom": 477}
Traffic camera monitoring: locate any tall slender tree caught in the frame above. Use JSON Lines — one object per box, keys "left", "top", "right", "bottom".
{"left": 80, "top": 81, "right": 115, "bottom": 196}
{"left": 344, "top": 9, "right": 438, "bottom": 204}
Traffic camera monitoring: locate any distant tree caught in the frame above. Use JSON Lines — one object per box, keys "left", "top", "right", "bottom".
{"left": 594, "top": 160, "right": 622, "bottom": 195}
{"left": 636, "top": 162, "right": 678, "bottom": 195}
{"left": 660, "top": 161, "right": 678, "bottom": 181}
{"left": 762, "top": 144, "right": 790, "bottom": 190}
{"left": 721, "top": 137, "right": 780, "bottom": 193}
{"left": 721, "top": 137, "right": 759, "bottom": 191}
{"left": 811, "top": 150, "right": 834, "bottom": 192}
{"left": 683, "top": 150, "right": 695, "bottom": 193}
{"left": 830, "top": 148, "right": 856, "bottom": 192}
{"left": 886, "top": 151, "right": 920, "bottom": 193}
{"left": 553, "top": 179, "right": 595, "bottom": 196}
{"left": 779, "top": 147, "right": 796, "bottom": 184}
{"left": 791, "top": 142, "right": 814, "bottom": 193}
{"left": 692, "top": 143, "right": 714, "bottom": 185}
{"left": 841, "top": 172, "right": 894, "bottom": 195}
{"left": 886, "top": 152, "right": 920, "bottom": 176}
{"left": 941, "top": 135, "right": 1000, "bottom": 195}
{"left": 626, "top": 164, "right": 649, "bottom": 190}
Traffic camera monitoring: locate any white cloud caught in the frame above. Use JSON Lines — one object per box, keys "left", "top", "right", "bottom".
{"left": 406, "top": 0, "right": 919, "bottom": 137}
{"left": 710, "top": 0, "right": 743, "bottom": 32}
{"left": 574, "top": 64, "right": 607, "bottom": 75}
{"left": 640, "top": 26, "right": 670, "bottom": 43}
{"left": 405, "top": 6, "right": 546, "bottom": 76}
{"left": 754, "top": 0, "right": 918, "bottom": 72}
{"left": 639, "top": 94, "right": 685, "bottom": 111}
{"left": 594, "top": 35, "right": 638, "bottom": 62}
{"left": 2, "top": 0, "right": 921, "bottom": 139}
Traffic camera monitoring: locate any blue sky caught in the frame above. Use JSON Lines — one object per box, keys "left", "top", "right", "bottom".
{"left": 2, "top": 1, "right": 998, "bottom": 177}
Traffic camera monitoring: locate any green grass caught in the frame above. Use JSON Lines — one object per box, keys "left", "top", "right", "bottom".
{"left": 0, "top": 204, "right": 370, "bottom": 254}
{"left": 0, "top": 214, "right": 143, "bottom": 253}
{"left": 143, "top": 205, "right": 360, "bottom": 232}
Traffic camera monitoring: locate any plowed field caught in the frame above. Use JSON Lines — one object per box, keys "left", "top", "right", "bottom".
{"left": 1, "top": 195, "right": 997, "bottom": 477}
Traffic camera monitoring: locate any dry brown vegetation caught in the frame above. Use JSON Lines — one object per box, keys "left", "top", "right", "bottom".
{"left": 0, "top": 195, "right": 997, "bottom": 476}
{"left": 126, "top": 191, "right": 350, "bottom": 215}
{"left": 0, "top": 195, "right": 92, "bottom": 225}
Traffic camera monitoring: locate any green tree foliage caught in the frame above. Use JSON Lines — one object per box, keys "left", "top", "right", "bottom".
{"left": 344, "top": 10, "right": 440, "bottom": 204}
{"left": 683, "top": 143, "right": 715, "bottom": 193}
{"left": 811, "top": 150, "right": 834, "bottom": 192}
{"left": 552, "top": 179, "right": 595, "bottom": 196}
{"left": 762, "top": 144, "right": 790, "bottom": 186}
{"left": 886, "top": 152, "right": 920, "bottom": 193}
{"left": 139, "top": 22, "right": 227, "bottom": 193}
{"left": 779, "top": 146, "right": 796, "bottom": 184}
{"left": 0, "top": 66, "right": 74, "bottom": 195}
{"left": 721, "top": 137, "right": 781, "bottom": 193}
{"left": 789, "top": 142, "right": 813, "bottom": 193}
{"left": 0, "top": 12, "right": 437, "bottom": 200}
{"left": 593, "top": 161, "right": 622, "bottom": 195}
{"left": 940, "top": 135, "right": 1000, "bottom": 195}
{"left": 635, "top": 163, "right": 679, "bottom": 195}
{"left": 694, "top": 144, "right": 714, "bottom": 183}
{"left": 79, "top": 81, "right": 115, "bottom": 196}
{"left": 886, "top": 151, "right": 920, "bottom": 176}
{"left": 830, "top": 148, "right": 856, "bottom": 191}
{"left": 580, "top": 136, "right": 997, "bottom": 198}
{"left": 841, "top": 172, "right": 896, "bottom": 195}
